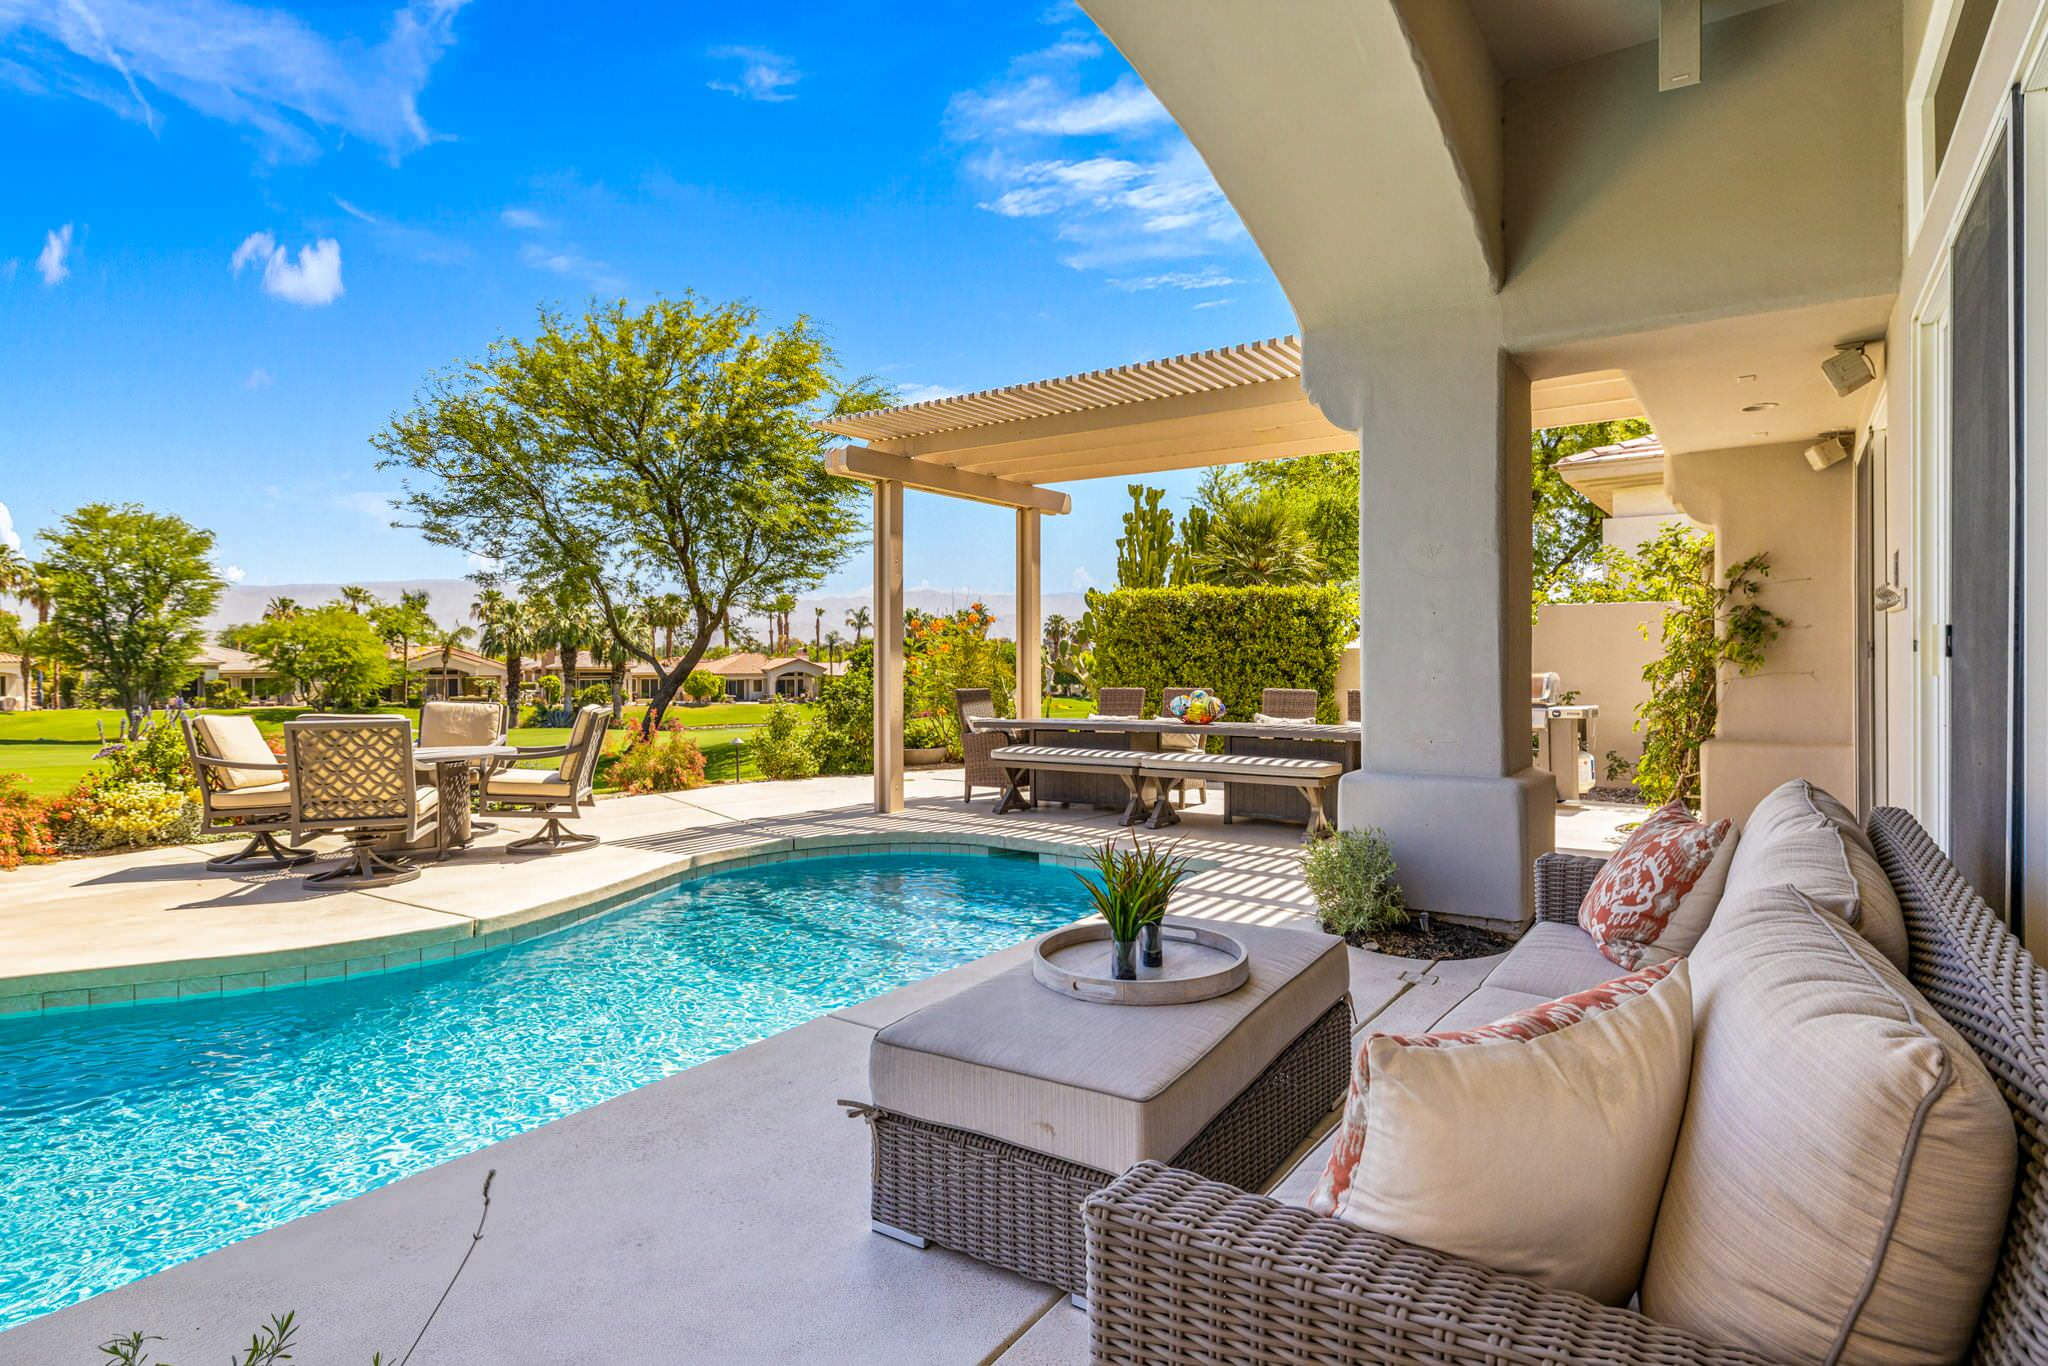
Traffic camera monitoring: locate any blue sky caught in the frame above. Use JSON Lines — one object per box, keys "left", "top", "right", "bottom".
{"left": 0, "top": 0, "right": 1295, "bottom": 604}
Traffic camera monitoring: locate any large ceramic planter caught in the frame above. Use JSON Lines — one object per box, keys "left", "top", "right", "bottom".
{"left": 905, "top": 745, "right": 949, "bottom": 767}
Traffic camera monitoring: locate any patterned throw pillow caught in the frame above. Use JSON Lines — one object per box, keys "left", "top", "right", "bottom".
{"left": 1579, "top": 800, "right": 1732, "bottom": 968}
{"left": 1308, "top": 960, "right": 1681, "bottom": 1217}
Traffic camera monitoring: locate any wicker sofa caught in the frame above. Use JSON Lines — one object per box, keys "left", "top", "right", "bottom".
{"left": 1084, "top": 804, "right": 2048, "bottom": 1365}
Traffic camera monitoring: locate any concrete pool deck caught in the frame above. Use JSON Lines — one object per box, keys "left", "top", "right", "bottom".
{"left": 0, "top": 772, "right": 1642, "bottom": 1362}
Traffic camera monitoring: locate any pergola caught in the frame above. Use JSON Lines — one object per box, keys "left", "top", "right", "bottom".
{"left": 817, "top": 334, "right": 1635, "bottom": 814}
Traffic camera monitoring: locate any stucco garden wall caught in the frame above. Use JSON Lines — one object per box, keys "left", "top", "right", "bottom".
{"left": 1532, "top": 601, "right": 1667, "bottom": 772}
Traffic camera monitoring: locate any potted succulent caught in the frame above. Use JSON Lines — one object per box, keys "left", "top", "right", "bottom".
{"left": 1075, "top": 834, "right": 1192, "bottom": 980}
{"left": 904, "top": 714, "right": 950, "bottom": 766}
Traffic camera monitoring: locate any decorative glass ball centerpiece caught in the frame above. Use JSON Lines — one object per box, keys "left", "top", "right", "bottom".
{"left": 1166, "top": 688, "right": 1227, "bottom": 725}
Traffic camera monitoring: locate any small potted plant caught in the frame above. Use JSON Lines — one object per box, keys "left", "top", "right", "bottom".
{"left": 1076, "top": 833, "right": 1192, "bottom": 980}
{"left": 904, "top": 713, "right": 950, "bottom": 766}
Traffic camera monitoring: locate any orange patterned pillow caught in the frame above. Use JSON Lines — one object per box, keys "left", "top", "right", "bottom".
{"left": 1579, "top": 800, "right": 1731, "bottom": 968}
{"left": 1308, "top": 960, "right": 1682, "bottom": 1218}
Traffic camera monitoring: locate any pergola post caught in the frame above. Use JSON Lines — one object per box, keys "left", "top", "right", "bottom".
{"left": 873, "top": 479, "right": 905, "bottom": 814}
{"left": 1015, "top": 508, "right": 1042, "bottom": 720}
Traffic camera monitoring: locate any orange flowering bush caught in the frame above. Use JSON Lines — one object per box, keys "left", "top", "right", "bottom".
{"left": 903, "top": 603, "right": 1013, "bottom": 757}
{"left": 606, "top": 730, "right": 707, "bottom": 793}
{"left": 0, "top": 774, "right": 57, "bottom": 870}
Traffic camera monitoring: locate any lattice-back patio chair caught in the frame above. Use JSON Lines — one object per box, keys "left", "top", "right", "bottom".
{"left": 480, "top": 704, "right": 607, "bottom": 854}
{"left": 284, "top": 715, "right": 437, "bottom": 887}
{"left": 180, "top": 711, "right": 315, "bottom": 869}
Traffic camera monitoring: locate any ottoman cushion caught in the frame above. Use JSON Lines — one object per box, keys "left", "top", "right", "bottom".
{"left": 871, "top": 918, "right": 1349, "bottom": 1173}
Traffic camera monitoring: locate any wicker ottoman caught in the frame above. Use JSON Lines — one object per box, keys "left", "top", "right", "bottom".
{"left": 863, "top": 918, "right": 1352, "bottom": 1298}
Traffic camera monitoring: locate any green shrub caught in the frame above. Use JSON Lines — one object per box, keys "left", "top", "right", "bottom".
{"left": 106, "top": 721, "right": 200, "bottom": 791}
{"left": 536, "top": 674, "right": 564, "bottom": 707}
{"left": 904, "top": 714, "right": 949, "bottom": 749}
{"left": 49, "top": 777, "right": 201, "bottom": 852}
{"left": 573, "top": 681, "right": 612, "bottom": 712}
{"left": 1302, "top": 827, "right": 1407, "bottom": 939}
{"left": 684, "top": 668, "right": 724, "bottom": 703}
{"left": 204, "top": 681, "right": 248, "bottom": 709}
{"left": 811, "top": 641, "right": 874, "bottom": 775}
{"left": 607, "top": 731, "right": 706, "bottom": 793}
{"left": 1083, "top": 584, "right": 1354, "bottom": 723}
{"left": 752, "top": 701, "right": 820, "bottom": 781}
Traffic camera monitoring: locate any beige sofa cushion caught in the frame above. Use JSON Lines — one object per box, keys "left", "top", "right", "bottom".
{"left": 1481, "top": 922, "right": 1628, "bottom": 999}
{"left": 209, "top": 781, "right": 291, "bottom": 812}
{"left": 1725, "top": 779, "right": 1909, "bottom": 973}
{"left": 1332, "top": 961, "right": 1692, "bottom": 1305}
{"left": 193, "top": 714, "right": 282, "bottom": 791}
{"left": 1640, "top": 885, "right": 2014, "bottom": 1364}
{"left": 870, "top": 918, "right": 1347, "bottom": 1173}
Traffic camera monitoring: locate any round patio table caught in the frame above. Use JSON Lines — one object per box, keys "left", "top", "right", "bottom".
{"left": 413, "top": 743, "right": 520, "bottom": 856}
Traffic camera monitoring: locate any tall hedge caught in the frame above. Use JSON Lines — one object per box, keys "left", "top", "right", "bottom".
{"left": 1083, "top": 584, "right": 1355, "bottom": 723}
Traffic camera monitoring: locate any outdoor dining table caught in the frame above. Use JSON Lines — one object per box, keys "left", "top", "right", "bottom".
{"left": 966, "top": 714, "right": 1362, "bottom": 824}
{"left": 413, "top": 743, "right": 521, "bottom": 855}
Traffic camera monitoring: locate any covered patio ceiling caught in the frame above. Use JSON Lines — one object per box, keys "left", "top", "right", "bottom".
{"left": 817, "top": 334, "right": 1642, "bottom": 509}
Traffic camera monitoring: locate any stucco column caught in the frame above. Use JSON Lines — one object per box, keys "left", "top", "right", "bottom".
{"left": 873, "top": 480, "right": 905, "bottom": 814}
{"left": 1326, "top": 310, "right": 1553, "bottom": 925}
{"left": 1014, "top": 508, "right": 1042, "bottom": 720}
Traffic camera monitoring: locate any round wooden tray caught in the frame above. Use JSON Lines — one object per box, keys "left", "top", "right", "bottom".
{"left": 1033, "top": 918, "right": 1249, "bottom": 1005}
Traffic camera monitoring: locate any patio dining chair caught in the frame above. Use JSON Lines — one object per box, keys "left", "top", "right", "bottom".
{"left": 1095, "top": 687, "right": 1146, "bottom": 717}
{"left": 180, "top": 711, "right": 315, "bottom": 869}
{"left": 283, "top": 715, "right": 437, "bottom": 887}
{"left": 955, "top": 688, "right": 1008, "bottom": 804}
{"left": 479, "top": 704, "right": 607, "bottom": 854}
{"left": 1158, "top": 685, "right": 1211, "bottom": 808}
{"left": 1259, "top": 687, "right": 1321, "bottom": 721}
{"left": 418, "top": 699, "right": 506, "bottom": 749}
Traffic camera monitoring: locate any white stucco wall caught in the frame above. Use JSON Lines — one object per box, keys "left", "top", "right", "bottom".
{"left": 1532, "top": 600, "right": 1668, "bottom": 770}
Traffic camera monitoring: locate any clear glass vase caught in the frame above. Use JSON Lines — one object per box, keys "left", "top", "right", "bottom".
{"left": 1140, "top": 922, "right": 1164, "bottom": 969}
{"left": 1110, "top": 936, "right": 1138, "bottom": 980}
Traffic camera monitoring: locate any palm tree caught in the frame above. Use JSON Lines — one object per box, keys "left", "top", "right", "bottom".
{"left": 813, "top": 605, "right": 825, "bottom": 658}
{"left": 473, "top": 589, "right": 529, "bottom": 714}
{"left": 262, "top": 596, "right": 301, "bottom": 622}
{"left": 337, "top": 584, "right": 377, "bottom": 614}
{"left": 1190, "top": 493, "right": 1323, "bottom": 587}
{"left": 846, "top": 605, "right": 872, "bottom": 645}
{"left": 823, "top": 629, "right": 845, "bottom": 664}
{"left": 646, "top": 592, "right": 689, "bottom": 659}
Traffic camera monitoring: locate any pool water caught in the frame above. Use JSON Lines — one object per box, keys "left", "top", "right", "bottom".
{"left": 0, "top": 851, "right": 1089, "bottom": 1331}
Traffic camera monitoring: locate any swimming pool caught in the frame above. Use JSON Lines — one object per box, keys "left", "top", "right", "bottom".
{"left": 0, "top": 850, "right": 1089, "bottom": 1331}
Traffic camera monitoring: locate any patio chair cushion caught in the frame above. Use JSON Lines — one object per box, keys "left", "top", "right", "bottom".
{"left": 1319, "top": 960, "right": 1691, "bottom": 1305}
{"left": 1578, "top": 800, "right": 1733, "bottom": 968}
{"left": 483, "top": 768, "right": 577, "bottom": 800}
{"left": 193, "top": 714, "right": 281, "bottom": 791}
{"left": 1725, "top": 779, "right": 1910, "bottom": 974}
{"left": 419, "top": 701, "right": 503, "bottom": 749}
{"left": 1639, "top": 883, "right": 2014, "bottom": 1365}
{"left": 870, "top": 919, "right": 1347, "bottom": 1174}
{"left": 208, "top": 781, "right": 291, "bottom": 812}
{"left": 1479, "top": 921, "right": 1630, "bottom": 999}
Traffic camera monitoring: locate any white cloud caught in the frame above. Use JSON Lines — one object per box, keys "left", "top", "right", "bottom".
{"left": 1070, "top": 565, "right": 1094, "bottom": 590}
{"left": 465, "top": 550, "right": 502, "bottom": 574}
{"left": 1109, "top": 265, "right": 1241, "bottom": 292}
{"left": 232, "top": 231, "right": 344, "bottom": 305}
{"left": 35, "top": 223, "right": 73, "bottom": 285}
{"left": 1191, "top": 297, "right": 1235, "bottom": 310}
{"left": 332, "top": 196, "right": 377, "bottom": 223}
{"left": 243, "top": 366, "right": 272, "bottom": 389}
{"left": 0, "top": 501, "right": 20, "bottom": 551}
{"left": 708, "top": 45, "right": 798, "bottom": 102}
{"left": 894, "top": 382, "right": 959, "bottom": 405}
{"left": 499, "top": 206, "right": 549, "bottom": 230}
{"left": 518, "top": 240, "right": 621, "bottom": 292}
{"left": 221, "top": 563, "right": 247, "bottom": 582}
{"left": 947, "top": 39, "right": 1247, "bottom": 274}
{"left": 0, "top": 0, "right": 469, "bottom": 160}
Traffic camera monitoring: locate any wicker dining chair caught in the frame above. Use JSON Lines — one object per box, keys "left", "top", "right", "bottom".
{"left": 1260, "top": 687, "right": 1321, "bottom": 720}
{"left": 480, "top": 704, "right": 607, "bottom": 853}
{"left": 1095, "top": 687, "right": 1146, "bottom": 717}
{"left": 1347, "top": 688, "right": 1361, "bottom": 722}
{"left": 955, "top": 688, "right": 1009, "bottom": 804}
{"left": 1158, "top": 685, "right": 1210, "bottom": 807}
{"left": 283, "top": 715, "right": 438, "bottom": 887}
{"left": 180, "top": 711, "right": 315, "bottom": 869}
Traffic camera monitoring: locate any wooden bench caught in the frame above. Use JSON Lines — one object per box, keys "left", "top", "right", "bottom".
{"left": 989, "top": 744, "right": 1153, "bottom": 824}
{"left": 1137, "top": 751, "right": 1343, "bottom": 838}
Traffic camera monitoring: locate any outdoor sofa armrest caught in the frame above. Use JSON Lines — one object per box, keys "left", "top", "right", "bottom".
{"left": 1535, "top": 851, "right": 1606, "bottom": 924}
{"left": 1085, "top": 1163, "right": 1778, "bottom": 1366}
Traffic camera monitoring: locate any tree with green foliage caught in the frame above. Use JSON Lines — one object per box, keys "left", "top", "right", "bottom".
{"left": 368, "top": 591, "right": 433, "bottom": 701}
{"left": 1115, "top": 484, "right": 1176, "bottom": 589}
{"left": 1196, "top": 452, "right": 1359, "bottom": 582}
{"left": 472, "top": 586, "right": 531, "bottom": 710}
{"left": 40, "top": 503, "right": 223, "bottom": 723}
{"left": 248, "top": 606, "right": 393, "bottom": 709}
{"left": 684, "top": 667, "right": 724, "bottom": 703}
{"left": 1530, "top": 418, "right": 1653, "bottom": 603}
{"left": 377, "top": 294, "right": 885, "bottom": 733}
{"left": 1170, "top": 504, "right": 1211, "bottom": 586}
{"left": 1622, "top": 525, "right": 1788, "bottom": 806}
{"left": 1188, "top": 490, "right": 1323, "bottom": 586}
